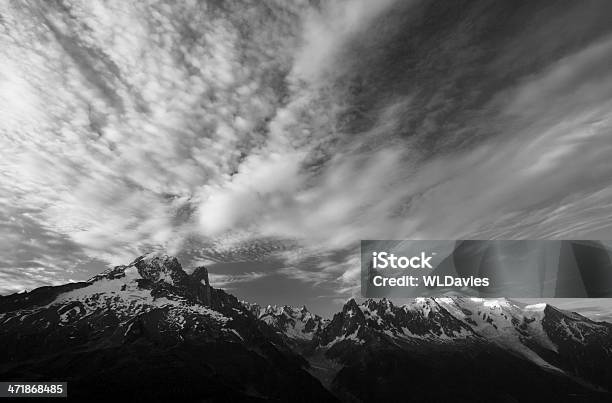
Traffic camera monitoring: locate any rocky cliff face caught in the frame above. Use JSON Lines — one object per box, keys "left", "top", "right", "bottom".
{"left": 87, "top": 254, "right": 213, "bottom": 306}
{"left": 0, "top": 254, "right": 337, "bottom": 402}
{"left": 243, "top": 302, "right": 328, "bottom": 341}
{"left": 301, "top": 297, "right": 612, "bottom": 402}
{"left": 1, "top": 255, "right": 612, "bottom": 402}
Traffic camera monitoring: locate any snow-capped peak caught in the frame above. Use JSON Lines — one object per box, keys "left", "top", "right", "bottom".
{"left": 241, "top": 302, "right": 327, "bottom": 341}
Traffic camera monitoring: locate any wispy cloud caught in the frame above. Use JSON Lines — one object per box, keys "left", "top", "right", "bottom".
{"left": 2, "top": 0, "right": 612, "bottom": 311}
{"left": 208, "top": 271, "right": 269, "bottom": 289}
{"left": 0, "top": 0, "right": 306, "bottom": 270}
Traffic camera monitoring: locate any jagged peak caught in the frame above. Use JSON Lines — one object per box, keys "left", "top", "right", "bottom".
{"left": 339, "top": 298, "right": 368, "bottom": 322}
{"left": 363, "top": 297, "right": 394, "bottom": 311}
{"left": 264, "top": 304, "right": 316, "bottom": 318}
{"left": 343, "top": 297, "right": 361, "bottom": 311}
{"left": 260, "top": 304, "right": 286, "bottom": 315}
{"left": 132, "top": 253, "right": 180, "bottom": 268}
{"left": 191, "top": 266, "right": 210, "bottom": 285}
{"left": 132, "top": 254, "right": 187, "bottom": 286}
{"left": 240, "top": 301, "right": 320, "bottom": 321}
{"left": 539, "top": 303, "right": 593, "bottom": 323}
{"left": 83, "top": 254, "right": 214, "bottom": 306}
{"left": 89, "top": 254, "right": 193, "bottom": 285}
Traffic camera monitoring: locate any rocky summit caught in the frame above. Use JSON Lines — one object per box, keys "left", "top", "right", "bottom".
{"left": 305, "top": 297, "right": 612, "bottom": 402}
{"left": 0, "top": 254, "right": 337, "bottom": 402}
{"left": 1, "top": 255, "right": 612, "bottom": 402}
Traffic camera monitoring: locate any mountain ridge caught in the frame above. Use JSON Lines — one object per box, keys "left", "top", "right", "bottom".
{"left": 1, "top": 255, "right": 611, "bottom": 401}
{"left": 0, "top": 254, "right": 337, "bottom": 402}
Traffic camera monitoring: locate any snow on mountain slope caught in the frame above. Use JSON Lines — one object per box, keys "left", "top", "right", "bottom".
{"left": 313, "top": 298, "right": 477, "bottom": 350}
{"left": 242, "top": 302, "right": 327, "bottom": 340}
{"left": 0, "top": 254, "right": 246, "bottom": 349}
{"left": 2, "top": 254, "right": 611, "bottom": 400}
{"left": 0, "top": 255, "right": 338, "bottom": 402}
{"left": 309, "top": 296, "right": 612, "bottom": 388}
{"left": 436, "top": 297, "right": 561, "bottom": 369}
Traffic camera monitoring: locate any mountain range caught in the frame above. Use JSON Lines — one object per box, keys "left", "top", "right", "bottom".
{"left": 1, "top": 255, "right": 611, "bottom": 402}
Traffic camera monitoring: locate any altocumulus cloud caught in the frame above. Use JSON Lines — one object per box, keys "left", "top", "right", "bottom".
{"left": 0, "top": 0, "right": 306, "bottom": 291}
{"left": 2, "top": 0, "right": 612, "bottom": 309}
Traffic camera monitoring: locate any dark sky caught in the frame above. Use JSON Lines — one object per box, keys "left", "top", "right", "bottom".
{"left": 2, "top": 0, "right": 612, "bottom": 318}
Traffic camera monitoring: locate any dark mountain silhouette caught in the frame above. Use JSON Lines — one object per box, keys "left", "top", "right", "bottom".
{"left": 1, "top": 255, "right": 611, "bottom": 402}
{"left": 300, "top": 297, "right": 612, "bottom": 402}
{"left": 0, "top": 254, "right": 337, "bottom": 402}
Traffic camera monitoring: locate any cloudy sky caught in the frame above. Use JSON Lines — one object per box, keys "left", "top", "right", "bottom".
{"left": 1, "top": 0, "right": 612, "bottom": 317}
